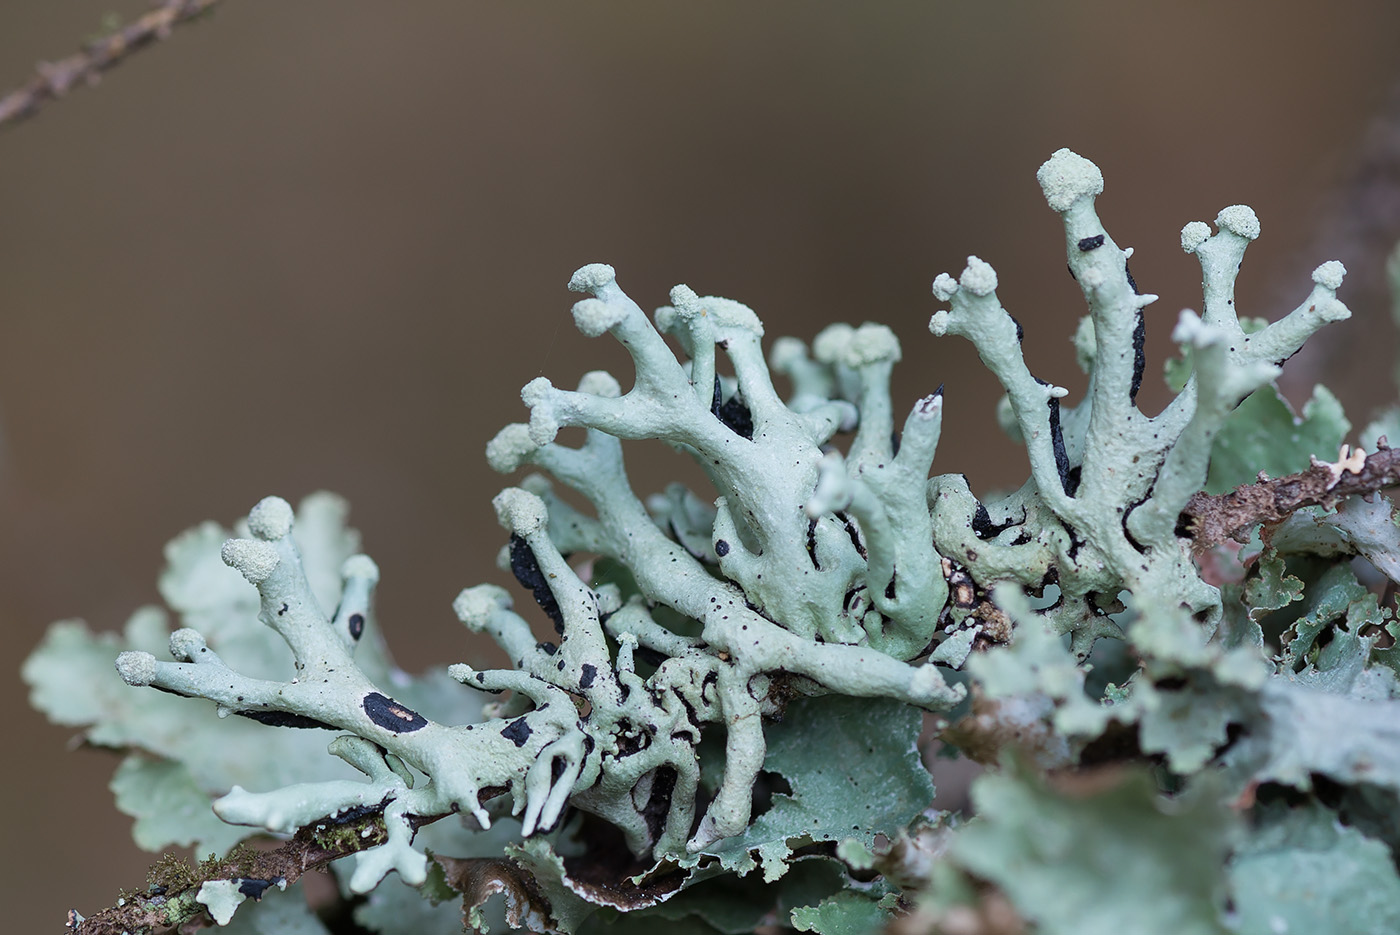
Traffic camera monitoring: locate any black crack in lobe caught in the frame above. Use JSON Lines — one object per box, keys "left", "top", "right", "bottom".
{"left": 1047, "top": 395, "right": 1078, "bottom": 496}
{"left": 510, "top": 534, "right": 565, "bottom": 634}
{"left": 1124, "top": 262, "right": 1146, "bottom": 402}
{"left": 712, "top": 375, "right": 754, "bottom": 439}
{"left": 238, "top": 709, "right": 338, "bottom": 730}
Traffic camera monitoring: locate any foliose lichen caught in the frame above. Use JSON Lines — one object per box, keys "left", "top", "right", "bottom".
{"left": 29, "top": 149, "right": 1400, "bottom": 935}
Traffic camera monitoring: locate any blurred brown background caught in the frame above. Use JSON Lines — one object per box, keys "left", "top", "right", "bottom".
{"left": 4, "top": 2, "right": 1399, "bottom": 930}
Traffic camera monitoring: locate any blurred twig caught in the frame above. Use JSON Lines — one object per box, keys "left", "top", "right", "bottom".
{"left": 0, "top": 0, "right": 220, "bottom": 128}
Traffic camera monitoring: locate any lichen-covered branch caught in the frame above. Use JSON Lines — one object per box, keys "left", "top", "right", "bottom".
{"left": 67, "top": 804, "right": 416, "bottom": 935}
{"left": 1183, "top": 442, "right": 1400, "bottom": 551}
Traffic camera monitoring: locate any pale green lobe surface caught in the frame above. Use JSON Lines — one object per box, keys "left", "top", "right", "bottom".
{"left": 111, "top": 756, "right": 250, "bottom": 855}
{"left": 691, "top": 695, "right": 935, "bottom": 881}
{"left": 197, "top": 879, "right": 255, "bottom": 926}
{"left": 1135, "top": 682, "right": 1239, "bottom": 774}
{"left": 22, "top": 609, "right": 353, "bottom": 850}
{"left": 1225, "top": 681, "right": 1400, "bottom": 793}
{"left": 789, "top": 891, "right": 893, "bottom": 935}
{"left": 218, "top": 885, "right": 330, "bottom": 935}
{"left": 1205, "top": 384, "right": 1349, "bottom": 494}
{"left": 22, "top": 496, "right": 483, "bottom": 856}
{"left": 354, "top": 816, "right": 524, "bottom": 935}
{"left": 353, "top": 876, "right": 466, "bottom": 935}
{"left": 952, "top": 768, "right": 1232, "bottom": 935}
{"left": 1228, "top": 804, "right": 1400, "bottom": 935}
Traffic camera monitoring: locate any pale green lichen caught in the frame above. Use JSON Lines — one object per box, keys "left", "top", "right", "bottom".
{"left": 30, "top": 149, "right": 1400, "bottom": 935}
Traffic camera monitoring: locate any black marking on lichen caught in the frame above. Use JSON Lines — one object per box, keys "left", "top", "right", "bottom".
{"left": 712, "top": 375, "right": 754, "bottom": 439}
{"left": 670, "top": 519, "right": 710, "bottom": 564}
{"left": 348, "top": 613, "right": 365, "bottom": 640}
{"left": 538, "top": 641, "right": 558, "bottom": 656}
{"left": 502, "top": 718, "right": 533, "bottom": 747}
{"left": 1078, "top": 234, "right": 1105, "bottom": 252}
{"left": 806, "top": 519, "right": 820, "bottom": 570}
{"left": 510, "top": 534, "right": 564, "bottom": 635}
{"left": 1067, "top": 263, "right": 1077, "bottom": 281}
{"left": 642, "top": 766, "right": 679, "bottom": 845}
{"left": 580, "top": 663, "right": 597, "bottom": 690}
{"left": 238, "top": 709, "right": 337, "bottom": 730}
{"left": 1129, "top": 311, "right": 1146, "bottom": 402}
{"left": 1067, "top": 531, "right": 1085, "bottom": 560}
{"left": 237, "top": 878, "right": 283, "bottom": 900}
{"left": 715, "top": 538, "right": 731, "bottom": 557}
{"left": 971, "top": 502, "right": 1017, "bottom": 540}
{"left": 1047, "top": 397, "right": 1076, "bottom": 496}
{"left": 363, "top": 692, "right": 428, "bottom": 733}
{"left": 890, "top": 430, "right": 901, "bottom": 456}
{"left": 330, "top": 797, "right": 392, "bottom": 825}
{"left": 636, "top": 645, "right": 667, "bottom": 667}
{"left": 277, "top": 602, "right": 288, "bottom": 617}
{"left": 1124, "top": 263, "right": 1140, "bottom": 295}
{"left": 837, "top": 511, "right": 866, "bottom": 559}
{"left": 972, "top": 502, "right": 994, "bottom": 537}
{"left": 1122, "top": 496, "right": 1149, "bottom": 554}
{"left": 885, "top": 568, "right": 897, "bottom": 600}
{"left": 1009, "top": 315, "right": 1025, "bottom": 343}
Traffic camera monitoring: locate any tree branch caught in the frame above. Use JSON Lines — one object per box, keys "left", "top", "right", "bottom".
{"left": 0, "top": 0, "right": 220, "bottom": 129}
{"left": 1181, "top": 441, "right": 1400, "bottom": 552}
{"left": 67, "top": 804, "right": 410, "bottom": 935}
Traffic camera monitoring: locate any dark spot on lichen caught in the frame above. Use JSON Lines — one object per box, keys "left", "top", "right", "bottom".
{"left": 1130, "top": 311, "right": 1146, "bottom": 402}
{"left": 238, "top": 710, "right": 337, "bottom": 730}
{"left": 580, "top": 663, "right": 597, "bottom": 690}
{"left": 1048, "top": 397, "right": 1077, "bottom": 495}
{"left": 510, "top": 534, "right": 564, "bottom": 634}
{"left": 1078, "top": 234, "right": 1105, "bottom": 251}
{"left": 502, "top": 717, "right": 533, "bottom": 747}
{"left": 837, "top": 511, "right": 866, "bottom": 559}
{"left": 1122, "top": 496, "right": 1149, "bottom": 554}
{"left": 1067, "top": 531, "right": 1085, "bottom": 560}
{"left": 972, "top": 502, "right": 1018, "bottom": 539}
{"left": 712, "top": 375, "right": 754, "bottom": 439}
{"left": 277, "top": 602, "right": 288, "bottom": 616}
{"left": 363, "top": 692, "right": 427, "bottom": 733}
{"left": 538, "top": 641, "right": 558, "bottom": 656}
{"left": 714, "top": 539, "right": 730, "bottom": 557}
{"left": 348, "top": 613, "right": 365, "bottom": 640}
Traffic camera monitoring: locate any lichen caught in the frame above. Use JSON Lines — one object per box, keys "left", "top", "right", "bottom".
{"left": 31, "top": 149, "right": 1400, "bottom": 935}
